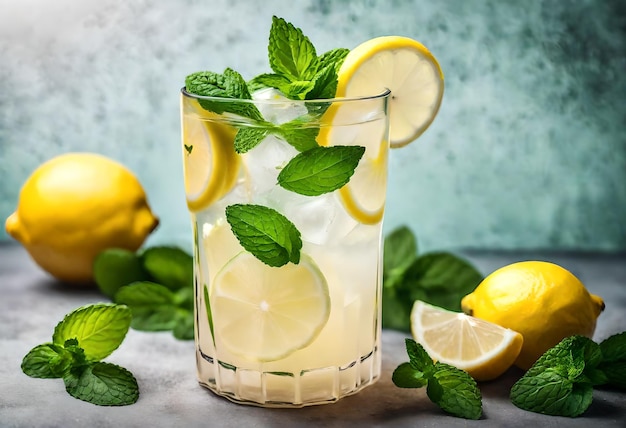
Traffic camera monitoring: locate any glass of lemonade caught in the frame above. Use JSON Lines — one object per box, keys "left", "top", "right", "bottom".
{"left": 180, "top": 87, "right": 391, "bottom": 406}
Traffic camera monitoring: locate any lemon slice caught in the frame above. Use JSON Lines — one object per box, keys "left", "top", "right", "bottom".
{"left": 181, "top": 97, "right": 240, "bottom": 211}
{"left": 411, "top": 300, "right": 523, "bottom": 381}
{"left": 211, "top": 252, "right": 330, "bottom": 362}
{"left": 336, "top": 35, "right": 444, "bottom": 148}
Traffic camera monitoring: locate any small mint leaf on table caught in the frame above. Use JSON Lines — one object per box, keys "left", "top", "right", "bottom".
{"left": 427, "top": 362, "right": 482, "bottom": 420}
{"left": 225, "top": 204, "right": 302, "bottom": 267}
{"left": 64, "top": 362, "right": 139, "bottom": 406}
{"left": 598, "top": 332, "right": 626, "bottom": 390}
{"left": 277, "top": 145, "right": 365, "bottom": 196}
{"left": 52, "top": 303, "right": 132, "bottom": 362}
{"left": 383, "top": 225, "right": 417, "bottom": 286}
{"left": 510, "top": 369, "right": 593, "bottom": 417}
{"left": 392, "top": 362, "right": 428, "bottom": 388}
{"left": 393, "top": 339, "right": 482, "bottom": 420}
{"left": 510, "top": 336, "right": 599, "bottom": 417}
{"left": 22, "top": 343, "right": 72, "bottom": 379}
{"left": 94, "top": 248, "right": 150, "bottom": 299}
{"left": 405, "top": 338, "right": 434, "bottom": 372}
{"left": 140, "top": 246, "right": 193, "bottom": 291}
{"left": 268, "top": 16, "right": 317, "bottom": 82}
{"left": 114, "top": 282, "right": 180, "bottom": 331}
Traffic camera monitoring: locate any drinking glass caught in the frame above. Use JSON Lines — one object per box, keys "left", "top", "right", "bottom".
{"left": 180, "top": 87, "right": 391, "bottom": 407}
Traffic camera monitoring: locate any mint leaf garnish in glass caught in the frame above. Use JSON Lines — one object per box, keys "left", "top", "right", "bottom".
{"left": 225, "top": 204, "right": 302, "bottom": 267}
{"left": 277, "top": 145, "right": 365, "bottom": 196}
{"left": 21, "top": 303, "right": 138, "bottom": 406}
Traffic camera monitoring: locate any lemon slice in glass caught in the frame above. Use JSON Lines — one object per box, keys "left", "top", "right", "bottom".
{"left": 211, "top": 252, "right": 330, "bottom": 362}
{"left": 411, "top": 300, "right": 523, "bottom": 381}
{"left": 181, "top": 97, "right": 240, "bottom": 212}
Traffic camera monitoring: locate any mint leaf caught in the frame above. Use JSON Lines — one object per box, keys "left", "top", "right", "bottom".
{"left": 511, "top": 336, "right": 599, "bottom": 417}
{"left": 383, "top": 225, "right": 418, "bottom": 287}
{"left": 510, "top": 369, "right": 593, "bottom": 417}
{"left": 277, "top": 118, "right": 320, "bottom": 152}
{"left": 277, "top": 145, "right": 365, "bottom": 196}
{"left": 64, "top": 362, "right": 139, "bottom": 406}
{"left": 598, "top": 332, "right": 626, "bottom": 389}
{"left": 268, "top": 16, "right": 317, "bottom": 82}
{"left": 173, "top": 313, "right": 195, "bottom": 340}
{"left": 316, "top": 48, "right": 350, "bottom": 73}
{"left": 185, "top": 69, "right": 263, "bottom": 121}
{"left": 94, "top": 248, "right": 150, "bottom": 298}
{"left": 115, "top": 282, "right": 179, "bottom": 331}
{"left": 52, "top": 304, "right": 131, "bottom": 361}
{"left": 525, "top": 336, "right": 597, "bottom": 379}
{"left": 599, "top": 332, "right": 626, "bottom": 363}
{"left": 306, "top": 64, "right": 340, "bottom": 100}
{"left": 392, "top": 362, "right": 428, "bottom": 388}
{"left": 427, "top": 362, "right": 482, "bottom": 420}
{"left": 22, "top": 343, "right": 72, "bottom": 379}
{"left": 141, "top": 246, "right": 193, "bottom": 291}
{"left": 203, "top": 284, "right": 215, "bottom": 345}
{"left": 405, "top": 339, "right": 434, "bottom": 372}
{"left": 393, "top": 339, "right": 482, "bottom": 420}
{"left": 225, "top": 204, "right": 302, "bottom": 266}
{"left": 235, "top": 127, "right": 271, "bottom": 154}
{"left": 248, "top": 73, "right": 291, "bottom": 93}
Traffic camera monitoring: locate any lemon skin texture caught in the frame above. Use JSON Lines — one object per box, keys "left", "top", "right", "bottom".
{"left": 461, "top": 261, "right": 604, "bottom": 370}
{"left": 5, "top": 153, "right": 159, "bottom": 284}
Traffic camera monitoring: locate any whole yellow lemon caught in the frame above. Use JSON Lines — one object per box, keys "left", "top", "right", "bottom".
{"left": 461, "top": 261, "right": 604, "bottom": 370}
{"left": 5, "top": 153, "right": 159, "bottom": 284}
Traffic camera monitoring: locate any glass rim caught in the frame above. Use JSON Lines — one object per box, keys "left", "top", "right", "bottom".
{"left": 180, "top": 87, "right": 391, "bottom": 104}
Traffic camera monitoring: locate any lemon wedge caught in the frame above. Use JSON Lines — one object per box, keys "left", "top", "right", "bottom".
{"left": 181, "top": 97, "right": 240, "bottom": 212}
{"left": 211, "top": 252, "right": 330, "bottom": 362}
{"left": 411, "top": 300, "right": 523, "bottom": 381}
{"left": 336, "top": 36, "right": 444, "bottom": 148}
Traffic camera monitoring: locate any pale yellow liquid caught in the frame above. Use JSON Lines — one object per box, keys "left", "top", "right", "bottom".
{"left": 189, "top": 111, "right": 388, "bottom": 407}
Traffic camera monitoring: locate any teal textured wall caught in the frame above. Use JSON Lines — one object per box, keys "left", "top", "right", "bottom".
{"left": 1, "top": 0, "right": 624, "bottom": 252}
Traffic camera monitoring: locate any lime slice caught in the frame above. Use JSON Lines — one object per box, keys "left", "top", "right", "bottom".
{"left": 335, "top": 36, "right": 444, "bottom": 148}
{"left": 411, "top": 300, "right": 523, "bottom": 381}
{"left": 182, "top": 97, "right": 240, "bottom": 212}
{"left": 211, "top": 252, "right": 330, "bottom": 362}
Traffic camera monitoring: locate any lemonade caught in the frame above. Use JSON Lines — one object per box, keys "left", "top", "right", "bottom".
{"left": 180, "top": 17, "right": 443, "bottom": 407}
{"left": 182, "top": 90, "right": 389, "bottom": 406}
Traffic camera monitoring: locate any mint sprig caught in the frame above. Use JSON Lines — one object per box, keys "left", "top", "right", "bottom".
{"left": 21, "top": 303, "right": 138, "bottom": 406}
{"left": 510, "top": 333, "right": 626, "bottom": 417}
{"left": 114, "top": 281, "right": 194, "bottom": 340}
{"left": 393, "top": 339, "right": 482, "bottom": 420}
{"left": 277, "top": 145, "right": 365, "bottom": 196}
{"left": 225, "top": 204, "right": 302, "bottom": 267}
{"left": 94, "top": 246, "right": 195, "bottom": 340}
{"left": 382, "top": 226, "right": 483, "bottom": 331}
{"left": 253, "top": 16, "right": 348, "bottom": 100}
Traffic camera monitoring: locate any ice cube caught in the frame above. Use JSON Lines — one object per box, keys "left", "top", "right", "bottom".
{"left": 251, "top": 88, "right": 307, "bottom": 124}
{"left": 242, "top": 135, "right": 298, "bottom": 196}
{"left": 265, "top": 186, "right": 359, "bottom": 246}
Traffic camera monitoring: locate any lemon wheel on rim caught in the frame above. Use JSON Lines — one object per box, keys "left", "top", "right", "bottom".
{"left": 317, "top": 36, "right": 444, "bottom": 225}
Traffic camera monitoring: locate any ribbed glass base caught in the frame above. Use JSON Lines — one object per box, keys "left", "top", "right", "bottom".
{"left": 196, "top": 347, "right": 381, "bottom": 408}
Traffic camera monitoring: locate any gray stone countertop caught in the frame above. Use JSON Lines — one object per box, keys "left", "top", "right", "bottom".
{"left": 1, "top": 242, "right": 625, "bottom": 427}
